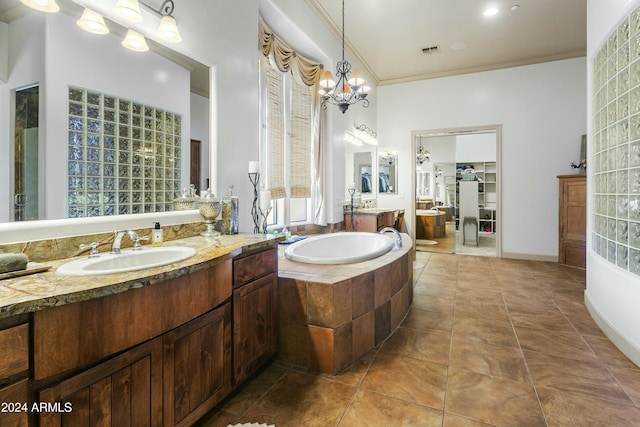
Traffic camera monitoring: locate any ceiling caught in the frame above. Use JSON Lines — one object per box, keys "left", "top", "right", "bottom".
{"left": 1, "top": 0, "right": 587, "bottom": 90}
{"left": 306, "top": 0, "right": 587, "bottom": 86}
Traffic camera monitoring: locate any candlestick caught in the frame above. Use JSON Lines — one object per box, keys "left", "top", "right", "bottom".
{"left": 248, "top": 172, "right": 260, "bottom": 233}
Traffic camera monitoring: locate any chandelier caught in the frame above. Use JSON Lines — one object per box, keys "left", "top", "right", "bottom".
{"left": 319, "top": 0, "right": 370, "bottom": 114}
{"left": 416, "top": 145, "right": 431, "bottom": 165}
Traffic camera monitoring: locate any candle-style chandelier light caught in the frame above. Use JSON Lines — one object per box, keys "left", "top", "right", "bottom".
{"left": 318, "top": 0, "right": 369, "bottom": 114}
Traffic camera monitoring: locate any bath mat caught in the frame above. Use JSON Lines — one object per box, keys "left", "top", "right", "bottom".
{"left": 227, "top": 424, "right": 274, "bottom": 427}
{"left": 420, "top": 240, "right": 438, "bottom": 245}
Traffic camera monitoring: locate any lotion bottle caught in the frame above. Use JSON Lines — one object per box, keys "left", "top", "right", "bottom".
{"left": 152, "top": 222, "right": 163, "bottom": 247}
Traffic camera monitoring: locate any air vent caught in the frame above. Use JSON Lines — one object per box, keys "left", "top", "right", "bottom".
{"left": 422, "top": 45, "right": 440, "bottom": 55}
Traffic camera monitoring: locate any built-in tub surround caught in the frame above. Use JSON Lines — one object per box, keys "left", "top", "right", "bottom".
{"left": 277, "top": 234, "right": 414, "bottom": 374}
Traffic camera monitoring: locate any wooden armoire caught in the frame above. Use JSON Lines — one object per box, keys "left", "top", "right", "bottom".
{"left": 558, "top": 174, "right": 586, "bottom": 268}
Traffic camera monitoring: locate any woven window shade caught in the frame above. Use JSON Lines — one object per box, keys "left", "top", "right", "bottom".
{"left": 290, "top": 77, "right": 313, "bottom": 198}
{"left": 262, "top": 56, "right": 286, "bottom": 199}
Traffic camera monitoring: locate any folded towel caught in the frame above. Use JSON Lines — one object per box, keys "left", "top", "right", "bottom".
{"left": 0, "top": 253, "right": 29, "bottom": 274}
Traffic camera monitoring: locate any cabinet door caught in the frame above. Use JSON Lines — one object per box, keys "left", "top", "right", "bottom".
{"left": 233, "top": 273, "right": 278, "bottom": 386}
{"left": 0, "top": 379, "right": 29, "bottom": 427}
{"left": 163, "top": 303, "right": 232, "bottom": 427}
{"left": 38, "top": 337, "right": 163, "bottom": 427}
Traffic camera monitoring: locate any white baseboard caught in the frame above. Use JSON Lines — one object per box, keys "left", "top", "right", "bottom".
{"left": 585, "top": 291, "right": 640, "bottom": 368}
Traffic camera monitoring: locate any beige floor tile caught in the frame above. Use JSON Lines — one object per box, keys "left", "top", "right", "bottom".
{"left": 524, "top": 350, "right": 633, "bottom": 405}
{"left": 217, "top": 362, "right": 290, "bottom": 416}
{"left": 339, "top": 390, "right": 442, "bottom": 427}
{"left": 446, "top": 369, "right": 546, "bottom": 426}
{"left": 242, "top": 370, "right": 356, "bottom": 427}
{"left": 581, "top": 332, "right": 639, "bottom": 369}
{"left": 380, "top": 325, "right": 451, "bottom": 366}
{"left": 514, "top": 325, "right": 598, "bottom": 361}
{"left": 452, "top": 316, "right": 519, "bottom": 348}
{"left": 401, "top": 306, "right": 454, "bottom": 333}
{"left": 454, "top": 301, "right": 511, "bottom": 325}
{"left": 537, "top": 386, "right": 640, "bottom": 426}
{"left": 361, "top": 352, "right": 447, "bottom": 409}
{"left": 449, "top": 337, "right": 529, "bottom": 382}
{"left": 443, "top": 413, "right": 500, "bottom": 426}
{"left": 608, "top": 365, "right": 640, "bottom": 407}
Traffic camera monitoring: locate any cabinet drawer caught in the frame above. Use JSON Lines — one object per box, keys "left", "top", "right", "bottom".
{"left": 233, "top": 248, "right": 277, "bottom": 287}
{"left": 0, "top": 379, "right": 28, "bottom": 427}
{"left": 0, "top": 323, "right": 29, "bottom": 381}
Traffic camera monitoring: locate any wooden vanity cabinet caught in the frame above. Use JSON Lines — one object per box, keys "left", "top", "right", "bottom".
{"left": 0, "top": 316, "right": 31, "bottom": 427}
{"left": 38, "top": 337, "right": 163, "bottom": 427}
{"left": 232, "top": 248, "right": 278, "bottom": 386}
{"left": 163, "top": 303, "right": 231, "bottom": 427}
{"left": 344, "top": 210, "right": 395, "bottom": 232}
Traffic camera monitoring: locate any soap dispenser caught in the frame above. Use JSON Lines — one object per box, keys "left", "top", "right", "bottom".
{"left": 221, "top": 185, "right": 239, "bottom": 235}
{"left": 152, "top": 222, "right": 163, "bottom": 247}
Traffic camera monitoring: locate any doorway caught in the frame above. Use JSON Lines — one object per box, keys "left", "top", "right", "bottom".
{"left": 411, "top": 126, "right": 502, "bottom": 257}
{"left": 13, "top": 86, "right": 40, "bottom": 222}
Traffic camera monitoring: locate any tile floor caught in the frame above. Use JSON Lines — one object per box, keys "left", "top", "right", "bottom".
{"left": 197, "top": 252, "right": 640, "bottom": 427}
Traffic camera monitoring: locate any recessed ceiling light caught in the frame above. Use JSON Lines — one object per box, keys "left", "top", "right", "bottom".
{"left": 451, "top": 42, "right": 468, "bottom": 50}
{"left": 511, "top": 5, "right": 520, "bottom": 11}
{"left": 484, "top": 7, "right": 499, "bottom": 16}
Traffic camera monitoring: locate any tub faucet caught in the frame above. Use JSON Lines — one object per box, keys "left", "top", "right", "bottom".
{"left": 379, "top": 227, "right": 403, "bottom": 248}
{"left": 111, "top": 230, "right": 147, "bottom": 254}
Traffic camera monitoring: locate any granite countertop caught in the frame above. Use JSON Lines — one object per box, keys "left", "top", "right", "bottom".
{"left": 0, "top": 234, "right": 282, "bottom": 320}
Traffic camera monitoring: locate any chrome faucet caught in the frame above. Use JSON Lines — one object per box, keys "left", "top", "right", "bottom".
{"left": 379, "top": 227, "right": 403, "bottom": 248}
{"left": 111, "top": 230, "right": 147, "bottom": 254}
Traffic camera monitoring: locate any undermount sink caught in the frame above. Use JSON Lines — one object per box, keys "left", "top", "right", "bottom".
{"left": 56, "top": 246, "right": 198, "bottom": 276}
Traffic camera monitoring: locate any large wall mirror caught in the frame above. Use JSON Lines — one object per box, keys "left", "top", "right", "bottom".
{"left": 0, "top": 1, "right": 211, "bottom": 225}
{"left": 378, "top": 151, "right": 397, "bottom": 194}
{"left": 353, "top": 151, "right": 373, "bottom": 194}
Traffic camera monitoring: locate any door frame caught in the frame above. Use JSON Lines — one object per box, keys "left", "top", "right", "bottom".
{"left": 410, "top": 124, "right": 503, "bottom": 257}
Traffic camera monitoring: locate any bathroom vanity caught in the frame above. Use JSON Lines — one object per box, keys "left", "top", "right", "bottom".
{"left": 0, "top": 234, "right": 280, "bottom": 427}
{"left": 344, "top": 208, "right": 403, "bottom": 232}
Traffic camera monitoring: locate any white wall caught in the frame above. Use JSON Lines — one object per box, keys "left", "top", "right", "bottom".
{"left": 456, "top": 133, "right": 496, "bottom": 163}
{"left": 378, "top": 58, "right": 587, "bottom": 259}
{"left": 585, "top": 0, "right": 640, "bottom": 367}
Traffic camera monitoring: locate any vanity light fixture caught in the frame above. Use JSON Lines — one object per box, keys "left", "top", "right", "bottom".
{"left": 19, "top": 0, "right": 59, "bottom": 13}
{"left": 113, "top": 0, "right": 143, "bottom": 23}
{"left": 77, "top": 8, "right": 109, "bottom": 35}
{"left": 416, "top": 145, "right": 431, "bottom": 165}
{"left": 354, "top": 124, "right": 378, "bottom": 145}
{"left": 319, "top": 0, "right": 369, "bottom": 114}
{"left": 122, "top": 29, "right": 149, "bottom": 52}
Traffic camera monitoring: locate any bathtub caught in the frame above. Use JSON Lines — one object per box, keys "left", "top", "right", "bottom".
{"left": 284, "top": 232, "right": 395, "bottom": 264}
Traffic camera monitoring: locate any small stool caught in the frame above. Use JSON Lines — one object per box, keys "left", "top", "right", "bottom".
{"left": 462, "top": 217, "right": 479, "bottom": 247}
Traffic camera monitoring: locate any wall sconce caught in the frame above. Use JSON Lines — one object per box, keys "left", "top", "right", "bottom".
{"left": 354, "top": 124, "right": 378, "bottom": 145}
{"left": 416, "top": 145, "right": 431, "bottom": 165}
{"left": 19, "top": 0, "right": 59, "bottom": 13}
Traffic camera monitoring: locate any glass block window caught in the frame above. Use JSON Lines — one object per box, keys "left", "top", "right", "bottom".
{"left": 592, "top": 5, "right": 640, "bottom": 274}
{"left": 67, "top": 87, "right": 182, "bottom": 218}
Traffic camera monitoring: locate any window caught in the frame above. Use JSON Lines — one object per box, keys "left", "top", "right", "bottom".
{"left": 67, "top": 87, "right": 181, "bottom": 218}
{"left": 259, "top": 21, "right": 322, "bottom": 228}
